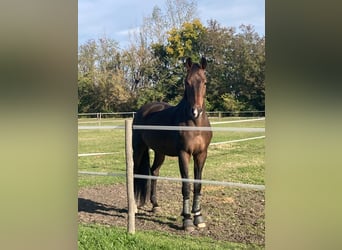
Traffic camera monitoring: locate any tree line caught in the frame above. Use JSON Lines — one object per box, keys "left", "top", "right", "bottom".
{"left": 78, "top": 0, "right": 265, "bottom": 113}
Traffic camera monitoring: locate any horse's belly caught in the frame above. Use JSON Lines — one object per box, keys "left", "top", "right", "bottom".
{"left": 143, "top": 132, "right": 178, "bottom": 156}
{"left": 141, "top": 130, "right": 211, "bottom": 156}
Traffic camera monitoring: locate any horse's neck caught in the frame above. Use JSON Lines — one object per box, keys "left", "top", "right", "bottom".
{"left": 177, "top": 97, "right": 188, "bottom": 108}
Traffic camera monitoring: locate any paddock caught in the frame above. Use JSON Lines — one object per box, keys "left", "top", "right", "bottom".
{"left": 78, "top": 114, "right": 265, "bottom": 245}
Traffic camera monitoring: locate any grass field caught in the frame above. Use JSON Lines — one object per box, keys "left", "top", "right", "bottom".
{"left": 78, "top": 116, "right": 265, "bottom": 248}
{"left": 79, "top": 224, "right": 263, "bottom": 250}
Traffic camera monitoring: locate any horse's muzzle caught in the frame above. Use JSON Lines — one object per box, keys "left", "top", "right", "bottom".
{"left": 191, "top": 107, "right": 203, "bottom": 119}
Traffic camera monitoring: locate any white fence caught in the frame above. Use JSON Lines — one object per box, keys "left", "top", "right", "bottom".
{"left": 78, "top": 118, "right": 265, "bottom": 190}
{"left": 78, "top": 111, "right": 265, "bottom": 120}
{"left": 78, "top": 117, "right": 265, "bottom": 234}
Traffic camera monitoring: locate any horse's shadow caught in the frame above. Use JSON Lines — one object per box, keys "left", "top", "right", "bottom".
{"left": 78, "top": 197, "right": 183, "bottom": 230}
{"left": 78, "top": 198, "right": 126, "bottom": 218}
{"left": 135, "top": 207, "right": 183, "bottom": 231}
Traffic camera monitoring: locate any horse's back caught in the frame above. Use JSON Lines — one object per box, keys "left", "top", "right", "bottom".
{"left": 134, "top": 102, "right": 173, "bottom": 124}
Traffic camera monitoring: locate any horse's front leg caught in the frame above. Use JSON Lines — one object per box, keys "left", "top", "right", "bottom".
{"left": 192, "top": 151, "right": 208, "bottom": 228}
{"left": 178, "top": 150, "right": 194, "bottom": 231}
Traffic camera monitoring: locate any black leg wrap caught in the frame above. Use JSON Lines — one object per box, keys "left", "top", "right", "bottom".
{"left": 191, "top": 195, "right": 201, "bottom": 213}
{"left": 182, "top": 199, "right": 191, "bottom": 216}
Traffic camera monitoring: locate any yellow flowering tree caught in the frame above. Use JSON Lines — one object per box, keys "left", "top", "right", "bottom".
{"left": 166, "top": 19, "right": 206, "bottom": 61}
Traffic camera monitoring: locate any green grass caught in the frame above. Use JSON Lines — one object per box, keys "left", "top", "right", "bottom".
{"left": 79, "top": 224, "right": 263, "bottom": 250}
{"left": 206, "top": 139, "right": 265, "bottom": 184}
{"left": 78, "top": 127, "right": 126, "bottom": 187}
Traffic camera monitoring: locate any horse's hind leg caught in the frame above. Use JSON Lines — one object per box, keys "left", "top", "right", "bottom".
{"left": 150, "top": 151, "right": 165, "bottom": 213}
{"left": 133, "top": 133, "right": 150, "bottom": 208}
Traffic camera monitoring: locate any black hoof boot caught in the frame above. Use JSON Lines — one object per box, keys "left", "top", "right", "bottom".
{"left": 183, "top": 218, "right": 195, "bottom": 232}
{"left": 194, "top": 214, "right": 206, "bottom": 228}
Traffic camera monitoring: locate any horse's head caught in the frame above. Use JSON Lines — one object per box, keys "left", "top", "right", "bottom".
{"left": 184, "top": 57, "right": 207, "bottom": 119}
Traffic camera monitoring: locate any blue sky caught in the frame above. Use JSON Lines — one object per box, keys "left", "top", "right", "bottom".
{"left": 78, "top": 0, "right": 265, "bottom": 48}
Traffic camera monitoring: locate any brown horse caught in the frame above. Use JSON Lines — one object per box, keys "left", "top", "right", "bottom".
{"left": 132, "top": 57, "right": 212, "bottom": 231}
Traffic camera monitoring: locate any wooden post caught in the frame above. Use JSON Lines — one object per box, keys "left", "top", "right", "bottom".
{"left": 125, "top": 119, "right": 135, "bottom": 234}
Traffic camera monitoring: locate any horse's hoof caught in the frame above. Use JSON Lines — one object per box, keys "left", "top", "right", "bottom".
{"left": 196, "top": 222, "right": 206, "bottom": 228}
{"left": 183, "top": 218, "right": 194, "bottom": 232}
{"left": 185, "top": 225, "right": 195, "bottom": 232}
{"left": 194, "top": 215, "right": 206, "bottom": 228}
{"left": 152, "top": 206, "right": 161, "bottom": 213}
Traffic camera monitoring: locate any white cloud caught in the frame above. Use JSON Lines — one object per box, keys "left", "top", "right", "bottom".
{"left": 116, "top": 27, "right": 140, "bottom": 36}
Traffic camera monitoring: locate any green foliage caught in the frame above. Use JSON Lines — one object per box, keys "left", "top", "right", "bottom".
{"left": 78, "top": 38, "right": 131, "bottom": 113}
{"left": 78, "top": 224, "right": 261, "bottom": 249}
{"left": 135, "top": 86, "right": 165, "bottom": 107}
{"left": 166, "top": 19, "right": 206, "bottom": 61}
{"left": 201, "top": 21, "right": 265, "bottom": 111}
{"left": 220, "top": 93, "right": 245, "bottom": 112}
{"left": 149, "top": 42, "right": 184, "bottom": 103}
{"left": 78, "top": 75, "right": 95, "bottom": 112}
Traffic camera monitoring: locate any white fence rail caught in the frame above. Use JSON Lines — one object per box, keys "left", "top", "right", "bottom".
{"left": 78, "top": 111, "right": 265, "bottom": 120}
{"left": 78, "top": 171, "right": 265, "bottom": 191}
{"left": 78, "top": 125, "right": 265, "bottom": 132}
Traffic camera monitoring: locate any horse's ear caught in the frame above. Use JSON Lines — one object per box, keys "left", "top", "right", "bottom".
{"left": 200, "top": 57, "right": 207, "bottom": 70}
{"left": 185, "top": 57, "right": 192, "bottom": 70}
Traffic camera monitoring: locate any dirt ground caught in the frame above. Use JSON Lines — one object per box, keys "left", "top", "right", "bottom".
{"left": 78, "top": 182, "right": 265, "bottom": 246}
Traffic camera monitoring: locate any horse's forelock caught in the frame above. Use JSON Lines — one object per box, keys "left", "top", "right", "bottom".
{"left": 186, "top": 63, "right": 206, "bottom": 83}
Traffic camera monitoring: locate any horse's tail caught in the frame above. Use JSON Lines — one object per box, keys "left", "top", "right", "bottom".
{"left": 133, "top": 147, "right": 151, "bottom": 208}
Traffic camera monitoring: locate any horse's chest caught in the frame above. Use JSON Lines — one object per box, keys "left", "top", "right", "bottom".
{"left": 183, "top": 133, "right": 207, "bottom": 153}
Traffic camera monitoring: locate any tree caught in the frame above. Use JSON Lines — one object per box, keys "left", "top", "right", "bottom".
{"left": 78, "top": 40, "right": 97, "bottom": 112}
{"left": 149, "top": 19, "right": 206, "bottom": 103}
{"left": 165, "top": 0, "right": 198, "bottom": 29}
{"left": 78, "top": 37, "right": 131, "bottom": 112}
{"left": 228, "top": 25, "right": 265, "bottom": 111}
{"left": 198, "top": 20, "right": 236, "bottom": 110}
{"left": 123, "top": 0, "right": 201, "bottom": 107}
{"left": 220, "top": 93, "right": 245, "bottom": 112}
{"left": 166, "top": 19, "right": 206, "bottom": 61}
{"left": 199, "top": 21, "right": 265, "bottom": 111}
{"left": 78, "top": 73, "right": 96, "bottom": 112}
{"left": 142, "top": 0, "right": 198, "bottom": 45}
